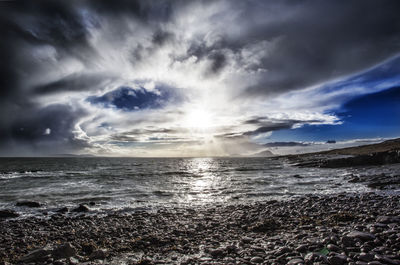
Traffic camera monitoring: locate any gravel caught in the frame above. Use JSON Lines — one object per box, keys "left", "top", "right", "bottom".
{"left": 1, "top": 192, "right": 399, "bottom": 264}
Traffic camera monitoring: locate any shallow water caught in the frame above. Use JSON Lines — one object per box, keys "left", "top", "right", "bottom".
{"left": 0, "top": 156, "right": 397, "bottom": 216}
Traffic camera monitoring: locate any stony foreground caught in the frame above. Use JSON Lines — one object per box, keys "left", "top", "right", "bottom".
{"left": 1, "top": 192, "right": 400, "bottom": 265}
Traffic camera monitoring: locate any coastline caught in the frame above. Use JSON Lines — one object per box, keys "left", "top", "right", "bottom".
{"left": 1, "top": 191, "right": 400, "bottom": 264}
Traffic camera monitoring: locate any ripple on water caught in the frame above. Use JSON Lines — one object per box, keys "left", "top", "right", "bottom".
{"left": 0, "top": 157, "right": 394, "bottom": 216}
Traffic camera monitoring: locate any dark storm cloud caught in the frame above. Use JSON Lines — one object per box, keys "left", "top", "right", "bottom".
{"left": 243, "top": 118, "right": 265, "bottom": 125}
{"left": 117, "top": 128, "right": 179, "bottom": 136}
{"left": 0, "top": 0, "right": 178, "bottom": 98}
{"left": 152, "top": 29, "right": 175, "bottom": 46}
{"left": 214, "top": 132, "right": 244, "bottom": 140}
{"left": 243, "top": 123, "right": 294, "bottom": 136}
{"left": 207, "top": 52, "right": 227, "bottom": 75}
{"left": 0, "top": 104, "right": 89, "bottom": 155}
{"left": 10, "top": 104, "right": 85, "bottom": 142}
{"left": 110, "top": 128, "right": 180, "bottom": 142}
{"left": 236, "top": 0, "right": 400, "bottom": 96}
{"left": 110, "top": 135, "right": 139, "bottom": 142}
{"left": 174, "top": 38, "right": 231, "bottom": 76}
{"left": 216, "top": 119, "right": 301, "bottom": 139}
{"left": 218, "top": 118, "right": 324, "bottom": 138}
{"left": 0, "top": 0, "right": 185, "bottom": 155}
{"left": 33, "top": 73, "right": 113, "bottom": 95}
{"left": 87, "top": 0, "right": 174, "bottom": 22}
{"left": 242, "top": 117, "right": 297, "bottom": 126}
{"left": 0, "top": 0, "right": 94, "bottom": 155}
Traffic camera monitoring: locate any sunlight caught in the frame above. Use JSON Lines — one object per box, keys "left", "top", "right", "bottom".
{"left": 183, "top": 108, "right": 214, "bottom": 131}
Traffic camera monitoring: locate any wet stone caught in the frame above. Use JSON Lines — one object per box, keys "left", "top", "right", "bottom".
{"left": 52, "top": 243, "right": 76, "bottom": 259}
{"left": 56, "top": 207, "right": 69, "bottom": 213}
{"left": 347, "top": 231, "right": 376, "bottom": 242}
{"left": 327, "top": 244, "right": 341, "bottom": 252}
{"left": 342, "top": 236, "right": 356, "bottom": 247}
{"left": 295, "top": 244, "right": 308, "bottom": 253}
{"left": 242, "top": 236, "right": 253, "bottom": 244}
{"left": 210, "top": 248, "right": 224, "bottom": 258}
{"left": 358, "top": 252, "right": 374, "bottom": 262}
{"left": 15, "top": 201, "right": 41, "bottom": 208}
{"left": 287, "top": 258, "right": 304, "bottom": 264}
{"left": 0, "top": 209, "right": 19, "bottom": 218}
{"left": 250, "top": 256, "right": 264, "bottom": 263}
{"left": 376, "top": 216, "right": 400, "bottom": 224}
{"left": 275, "top": 246, "right": 291, "bottom": 256}
{"left": 328, "top": 254, "right": 348, "bottom": 265}
{"left": 89, "top": 249, "right": 108, "bottom": 260}
{"left": 72, "top": 204, "right": 90, "bottom": 213}
{"left": 19, "top": 246, "right": 52, "bottom": 263}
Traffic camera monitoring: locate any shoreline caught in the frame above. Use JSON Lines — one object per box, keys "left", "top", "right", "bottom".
{"left": 1, "top": 191, "right": 400, "bottom": 264}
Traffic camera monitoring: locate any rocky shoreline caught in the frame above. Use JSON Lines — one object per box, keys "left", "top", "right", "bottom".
{"left": 1, "top": 192, "right": 400, "bottom": 265}
{"left": 294, "top": 150, "right": 400, "bottom": 168}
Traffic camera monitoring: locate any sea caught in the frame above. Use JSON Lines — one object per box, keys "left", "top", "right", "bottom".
{"left": 0, "top": 157, "right": 397, "bottom": 217}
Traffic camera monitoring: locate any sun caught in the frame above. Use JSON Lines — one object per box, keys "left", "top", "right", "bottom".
{"left": 184, "top": 108, "right": 213, "bottom": 131}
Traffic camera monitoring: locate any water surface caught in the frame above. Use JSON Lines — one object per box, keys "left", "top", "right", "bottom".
{"left": 1, "top": 156, "right": 392, "bottom": 216}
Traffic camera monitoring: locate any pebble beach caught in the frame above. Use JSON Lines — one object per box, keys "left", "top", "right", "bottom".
{"left": 1, "top": 191, "right": 400, "bottom": 265}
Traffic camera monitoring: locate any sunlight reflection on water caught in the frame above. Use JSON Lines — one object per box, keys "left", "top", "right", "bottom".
{"left": 186, "top": 158, "right": 216, "bottom": 203}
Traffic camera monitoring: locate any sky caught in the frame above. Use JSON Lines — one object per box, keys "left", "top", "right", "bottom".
{"left": 0, "top": 0, "right": 400, "bottom": 157}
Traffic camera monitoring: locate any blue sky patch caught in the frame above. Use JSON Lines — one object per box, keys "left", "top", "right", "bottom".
{"left": 269, "top": 86, "right": 400, "bottom": 142}
{"left": 87, "top": 85, "right": 174, "bottom": 111}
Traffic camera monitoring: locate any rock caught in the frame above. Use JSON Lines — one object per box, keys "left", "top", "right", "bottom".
{"left": 328, "top": 254, "right": 348, "bottom": 265}
{"left": 327, "top": 244, "right": 341, "bottom": 252}
{"left": 374, "top": 255, "right": 400, "bottom": 265}
{"left": 358, "top": 252, "right": 374, "bottom": 262}
{"left": 225, "top": 244, "right": 237, "bottom": 253}
{"left": 81, "top": 242, "right": 97, "bottom": 254}
{"left": 210, "top": 248, "right": 224, "bottom": 258}
{"left": 319, "top": 150, "right": 400, "bottom": 168}
{"left": 89, "top": 249, "right": 107, "bottom": 260}
{"left": 342, "top": 236, "right": 356, "bottom": 247}
{"left": 68, "top": 257, "right": 79, "bottom": 264}
{"left": 19, "top": 246, "right": 52, "bottom": 263}
{"left": 16, "top": 201, "right": 41, "bottom": 207}
{"left": 275, "top": 246, "right": 291, "bottom": 256}
{"left": 250, "top": 218, "right": 280, "bottom": 232}
{"left": 376, "top": 216, "right": 400, "bottom": 224}
{"left": 0, "top": 209, "right": 19, "bottom": 218}
{"left": 347, "top": 231, "right": 375, "bottom": 241}
{"left": 72, "top": 204, "right": 89, "bottom": 212}
{"left": 56, "top": 207, "right": 69, "bottom": 213}
{"left": 241, "top": 236, "right": 253, "bottom": 244}
{"left": 287, "top": 258, "right": 304, "bottom": 264}
{"left": 250, "top": 256, "right": 264, "bottom": 263}
{"left": 53, "top": 259, "right": 67, "bottom": 265}
{"left": 304, "top": 252, "right": 326, "bottom": 263}
{"left": 52, "top": 243, "right": 76, "bottom": 259}
{"left": 295, "top": 244, "right": 308, "bottom": 253}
